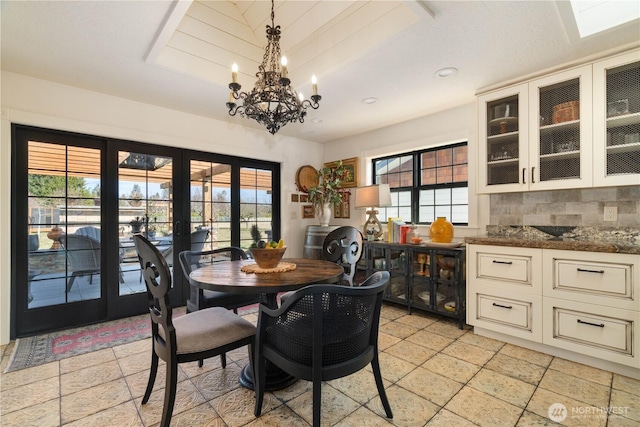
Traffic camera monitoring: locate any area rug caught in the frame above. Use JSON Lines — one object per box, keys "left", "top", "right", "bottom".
{"left": 4, "top": 304, "right": 258, "bottom": 373}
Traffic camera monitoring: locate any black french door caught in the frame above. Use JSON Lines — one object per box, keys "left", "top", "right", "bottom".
{"left": 11, "top": 125, "right": 280, "bottom": 338}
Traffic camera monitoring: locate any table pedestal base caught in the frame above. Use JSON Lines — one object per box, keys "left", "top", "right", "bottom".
{"left": 239, "top": 362, "right": 298, "bottom": 391}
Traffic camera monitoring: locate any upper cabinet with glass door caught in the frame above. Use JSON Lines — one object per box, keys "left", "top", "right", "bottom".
{"left": 593, "top": 50, "right": 640, "bottom": 187}
{"left": 478, "top": 84, "right": 528, "bottom": 192}
{"left": 528, "top": 65, "right": 592, "bottom": 191}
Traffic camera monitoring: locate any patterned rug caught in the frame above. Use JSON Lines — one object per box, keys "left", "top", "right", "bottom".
{"left": 4, "top": 305, "right": 258, "bottom": 373}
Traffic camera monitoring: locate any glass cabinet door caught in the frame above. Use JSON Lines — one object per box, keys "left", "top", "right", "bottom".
{"left": 593, "top": 50, "right": 640, "bottom": 186}
{"left": 529, "top": 65, "right": 593, "bottom": 190}
{"left": 478, "top": 83, "right": 528, "bottom": 193}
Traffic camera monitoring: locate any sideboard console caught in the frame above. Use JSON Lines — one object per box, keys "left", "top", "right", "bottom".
{"left": 363, "top": 241, "right": 466, "bottom": 329}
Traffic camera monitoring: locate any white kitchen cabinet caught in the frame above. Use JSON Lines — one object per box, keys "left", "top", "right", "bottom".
{"left": 468, "top": 243, "right": 640, "bottom": 372}
{"left": 593, "top": 50, "right": 640, "bottom": 186}
{"left": 478, "top": 48, "right": 640, "bottom": 194}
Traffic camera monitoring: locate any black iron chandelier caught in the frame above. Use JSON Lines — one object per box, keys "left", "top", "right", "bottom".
{"left": 226, "top": 0, "right": 321, "bottom": 135}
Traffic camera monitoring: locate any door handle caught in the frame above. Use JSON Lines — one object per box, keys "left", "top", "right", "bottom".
{"left": 522, "top": 168, "right": 526, "bottom": 184}
{"left": 531, "top": 167, "right": 535, "bottom": 183}
{"left": 174, "top": 220, "right": 182, "bottom": 237}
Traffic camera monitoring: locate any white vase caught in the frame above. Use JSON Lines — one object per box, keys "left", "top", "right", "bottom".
{"left": 317, "top": 203, "right": 332, "bottom": 227}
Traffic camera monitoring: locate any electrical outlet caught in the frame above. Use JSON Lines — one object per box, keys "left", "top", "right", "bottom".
{"left": 604, "top": 206, "right": 617, "bottom": 222}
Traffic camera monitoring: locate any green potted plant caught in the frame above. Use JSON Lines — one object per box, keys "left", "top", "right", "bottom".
{"left": 308, "top": 161, "right": 348, "bottom": 226}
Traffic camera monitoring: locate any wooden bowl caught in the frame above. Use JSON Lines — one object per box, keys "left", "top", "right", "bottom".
{"left": 249, "top": 247, "right": 287, "bottom": 269}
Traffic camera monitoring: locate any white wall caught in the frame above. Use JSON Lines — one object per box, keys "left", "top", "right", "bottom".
{"left": 322, "top": 103, "right": 490, "bottom": 239}
{"left": 0, "top": 71, "right": 325, "bottom": 344}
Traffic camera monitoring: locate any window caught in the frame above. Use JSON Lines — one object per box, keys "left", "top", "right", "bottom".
{"left": 374, "top": 142, "right": 468, "bottom": 225}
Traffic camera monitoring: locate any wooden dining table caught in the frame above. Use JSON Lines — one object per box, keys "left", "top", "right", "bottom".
{"left": 188, "top": 257, "right": 344, "bottom": 390}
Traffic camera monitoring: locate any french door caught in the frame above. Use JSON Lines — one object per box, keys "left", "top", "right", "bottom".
{"left": 11, "top": 125, "right": 280, "bottom": 337}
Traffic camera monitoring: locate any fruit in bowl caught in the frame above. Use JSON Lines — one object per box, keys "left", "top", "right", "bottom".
{"left": 249, "top": 239, "right": 286, "bottom": 269}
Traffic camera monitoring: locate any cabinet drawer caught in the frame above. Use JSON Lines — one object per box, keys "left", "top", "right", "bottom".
{"left": 478, "top": 294, "right": 532, "bottom": 329}
{"left": 468, "top": 286, "right": 542, "bottom": 342}
{"left": 543, "top": 298, "right": 639, "bottom": 368}
{"left": 543, "top": 250, "right": 639, "bottom": 310}
{"left": 469, "top": 245, "right": 542, "bottom": 293}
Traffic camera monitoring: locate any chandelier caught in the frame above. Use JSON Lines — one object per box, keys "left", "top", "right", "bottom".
{"left": 226, "top": 0, "right": 321, "bottom": 135}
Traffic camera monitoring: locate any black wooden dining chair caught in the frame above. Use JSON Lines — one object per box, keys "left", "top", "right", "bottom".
{"left": 133, "top": 234, "right": 256, "bottom": 427}
{"left": 178, "top": 247, "right": 260, "bottom": 367}
{"left": 322, "top": 226, "right": 364, "bottom": 286}
{"left": 254, "top": 271, "right": 393, "bottom": 426}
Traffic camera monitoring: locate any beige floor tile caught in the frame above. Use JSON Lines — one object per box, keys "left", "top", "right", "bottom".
{"left": 377, "top": 331, "right": 402, "bottom": 351}
{"left": 445, "top": 386, "right": 522, "bottom": 427}
{"left": 59, "top": 347, "right": 116, "bottom": 374}
{"left": 124, "top": 363, "right": 189, "bottom": 399}
{"left": 0, "top": 360, "right": 59, "bottom": 390}
{"left": 270, "top": 378, "right": 312, "bottom": 402}
{"left": 548, "top": 358, "right": 612, "bottom": 387}
{"left": 499, "top": 344, "right": 553, "bottom": 367}
{"left": 367, "top": 384, "right": 440, "bottom": 427}
{"left": 379, "top": 321, "right": 420, "bottom": 339}
{"left": 245, "top": 401, "right": 309, "bottom": 426}
{"left": 526, "top": 388, "right": 606, "bottom": 427}
{"left": 214, "top": 386, "right": 279, "bottom": 427}
{"left": 0, "top": 397, "right": 60, "bottom": 427}
{"left": 61, "top": 359, "right": 123, "bottom": 395}
{"left": 424, "top": 319, "right": 468, "bottom": 339}
{"left": 607, "top": 413, "right": 640, "bottom": 427}
{"left": 377, "top": 352, "right": 418, "bottom": 382}
{"left": 117, "top": 350, "right": 154, "bottom": 377}
{"left": 405, "top": 329, "right": 455, "bottom": 352}
{"left": 380, "top": 305, "right": 408, "bottom": 321}
{"left": 112, "top": 338, "right": 151, "bottom": 359}
{"left": 441, "top": 340, "right": 496, "bottom": 366}
{"left": 333, "top": 406, "right": 394, "bottom": 426}
{"left": 286, "top": 384, "right": 361, "bottom": 427}
{"left": 468, "top": 368, "right": 536, "bottom": 408}
{"left": 61, "top": 377, "right": 132, "bottom": 424}
{"left": 425, "top": 409, "right": 477, "bottom": 427}
{"left": 193, "top": 362, "right": 243, "bottom": 400}
{"left": 167, "top": 402, "right": 226, "bottom": 427}
{"left": 422, "top": 353, "right": 480, "bottom": 383}
{"left": 395, "top": 313, "right": 439, "bottom": 329}
{"left": 458, "top": 331, "right": 506, "bottom": 352}
{"left": 612, "top": 374, "right": 640, "bottom": 396}
{"left": 329, "top": 369, "right": 391, "bottom": 405}
{"left": 384, "top": 339, "right": 436, "bottom": 365}
{"left": 397, "top": 366, "right": 462, "bottom": 406}
{"left": 485, "top": 353, "right": 547, "bottom": 385}
{"left": 178, "top": 355, "right": 225, "bottom": 378}
{"left": 136, "top": 379, "right": 208, "bottom": 426}
{"left": 610, "top": 389, "right": 640, "bottom": 422}
{"left": 539, "top": 369, "right": 610, "bottom": 408}
{"left": 63, "top": 400, "right": 143, "bottom": 427}
{"left": 0, "top": 375, "right": 59, "bottom": 414}
{"left": 516, "top": 410, "right": 562, "bottom": 426}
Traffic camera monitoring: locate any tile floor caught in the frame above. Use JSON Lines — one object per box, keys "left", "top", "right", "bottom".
{"left": 1, "top": 304, "right": 638, "bottom": 427}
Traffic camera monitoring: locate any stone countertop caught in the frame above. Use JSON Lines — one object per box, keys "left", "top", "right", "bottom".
{"left": 465, "top": 226, "right": 640, "bottom": 255}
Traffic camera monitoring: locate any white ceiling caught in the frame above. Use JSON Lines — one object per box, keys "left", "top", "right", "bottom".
{"left": 2, "top": 1, "right": 639, "bottom": 143}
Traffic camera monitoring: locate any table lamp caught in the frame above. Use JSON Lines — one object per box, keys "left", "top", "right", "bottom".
{"left": 354, "top": 184, "right": 392, "bottom": 240}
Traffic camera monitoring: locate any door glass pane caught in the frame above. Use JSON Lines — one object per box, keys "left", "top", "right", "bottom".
{"left": 240, "top": 167, "right": 273, "bottom": 248}
{"left": 28, "top": 141, "right": 102, "bottom": 307}
{"left": 118, "top": 152, "right": 173, "bottom": 295}
{"left": 190, "top": 160, "right": 231, "bottom": 251}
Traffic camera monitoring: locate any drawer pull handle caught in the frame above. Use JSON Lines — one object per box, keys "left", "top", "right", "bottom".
{"left": 577, "top": 319, "right": 605, "bottom": 328}
{"left": 492, "top": 302, "right": 512, "bottom": 309}
{"left": 492, "top": 260, "right": 513, "bottom": 265}
{"left": 577, "top": 268, "right": 605, "bottom": 274}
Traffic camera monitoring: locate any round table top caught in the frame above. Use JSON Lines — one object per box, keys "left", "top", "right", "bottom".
{"left": 188, "top": 257, "right": 344, "bottom": 294}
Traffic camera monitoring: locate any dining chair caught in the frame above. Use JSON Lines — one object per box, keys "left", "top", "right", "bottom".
{"left": 57, "top": 234, "right": 101, "bottom": 292}
{"left": 133, "top": 234, "right": 256, "bottom": 427}
{"left": 322, "top": 226, "right": 364, "bottom": 286}
{"left": 178, "top": 247, "right": 260, "bottom": 367}
{"left": 254, "top": 271, "right": 393, "bottom": 426}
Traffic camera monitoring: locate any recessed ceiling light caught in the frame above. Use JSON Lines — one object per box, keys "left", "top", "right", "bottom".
{"left": 435, "top": 67, "right": 458, "bottom": 78}
{"left": 361, "top": 97, "right": 378, "bottom": 104}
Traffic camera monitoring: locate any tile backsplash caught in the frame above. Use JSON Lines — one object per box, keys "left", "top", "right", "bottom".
{"left": 490, "top": 185, "right": 640, "bottom": 227}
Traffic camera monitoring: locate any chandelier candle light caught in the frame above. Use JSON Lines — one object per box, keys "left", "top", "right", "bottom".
{"left": 226, "top": 0, "right": 321, "bottom": 135}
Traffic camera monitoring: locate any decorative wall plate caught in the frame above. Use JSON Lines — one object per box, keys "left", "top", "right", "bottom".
{"left": 295, "top": 165, "right": 318, "bottom": 193}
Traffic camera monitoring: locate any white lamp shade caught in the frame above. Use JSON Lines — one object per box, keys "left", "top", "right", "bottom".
{"left": 354, "top": 184, "right": 392, "bottom": 209}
